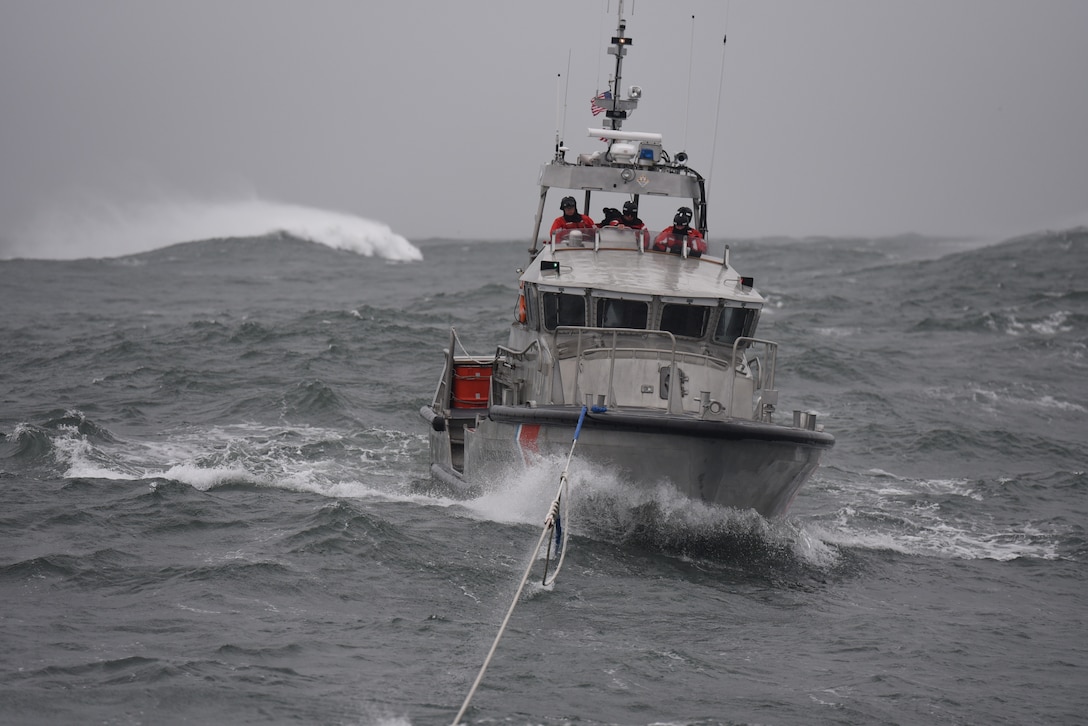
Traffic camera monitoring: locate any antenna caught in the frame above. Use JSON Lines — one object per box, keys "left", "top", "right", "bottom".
{"left": 683, "top": 14, "right": 695, "bottom": 150}
{"left": 554, "top": 73, "right": 562, "bottom": 157}
{"left": 707, "top": 31, "right": 728, "bottom": 194}
{"left": 556, "top": 51, "right": 572, "bottom": 161}
{"left": 597, "top": 1, "right": 607, "bottom": 92}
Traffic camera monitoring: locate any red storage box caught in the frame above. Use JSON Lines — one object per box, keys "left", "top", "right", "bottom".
{"left": 451, "top": 364, "right": 491, "bottom": 408}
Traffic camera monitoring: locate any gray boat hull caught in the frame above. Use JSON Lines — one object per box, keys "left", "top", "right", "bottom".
{"left": 433, "top": 404, "right": 832, "bottom": 517}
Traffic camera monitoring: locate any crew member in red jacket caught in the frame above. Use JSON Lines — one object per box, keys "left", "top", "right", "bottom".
{"left": 613, "top": 201, "right": 646, "bottom": 230}
{"left": 652, "top": 207, "right": 706, "bottom": 257}
{"left": 549, "top": 196, "right": 595, "bottom": 237}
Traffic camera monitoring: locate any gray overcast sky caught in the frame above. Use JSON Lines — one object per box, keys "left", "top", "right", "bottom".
{"left": 2, "top": 0, "right": 1087, "bottom": 247}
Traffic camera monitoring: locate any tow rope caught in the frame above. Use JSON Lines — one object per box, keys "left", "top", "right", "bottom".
{"left": 451, "top": 406, "right": 588, "bottom": 726}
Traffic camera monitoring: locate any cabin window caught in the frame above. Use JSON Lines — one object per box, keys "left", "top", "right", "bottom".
{"left": 713, "top": 307, "right": 760, "bottom": 345}
{"left": 660, "top": 304, "right": 709, "bottom": 338}
{"left": 596, "top": 298, "right": 648, "bottom": 329}
{"left": 524, "top": 286, "right": 539, "bottom": 329}
{"left": 542, "top": 292, "right": 586, "bottom": 330}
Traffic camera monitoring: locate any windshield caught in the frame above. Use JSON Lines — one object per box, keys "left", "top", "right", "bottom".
{"left": 713, "top": 307, "right": 760, "bottom": 345}
{"left": 596, "top": 298, "right": 649, "bottom": 329}
{"left": 542, "top": 292, "right": 586, "bottom": 330}
{"left": 661, "top": 304, "right": 709, "bottom": 338}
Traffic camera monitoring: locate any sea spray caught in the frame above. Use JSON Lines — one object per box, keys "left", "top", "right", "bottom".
{"left": 6, "top": 196, "right": 421, "bottom": 261}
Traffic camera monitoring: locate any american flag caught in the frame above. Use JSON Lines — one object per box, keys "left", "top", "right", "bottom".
{"left": 590, "top": 90, "right": 612, "bottom": 116}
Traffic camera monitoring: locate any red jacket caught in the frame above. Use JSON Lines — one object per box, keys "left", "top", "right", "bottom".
{"left": 550, "top": 213, "right": 595, "bottom": 236}
{"left": 652, "top": 226, "right": 707, "bottom": 256}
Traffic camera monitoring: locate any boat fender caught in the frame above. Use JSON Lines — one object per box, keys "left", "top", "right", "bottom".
{"left": 419, "top": 405, "right": 446, "bottom": 432}
{"left": 591, "top": 405, "right": 608, "bottom": 413}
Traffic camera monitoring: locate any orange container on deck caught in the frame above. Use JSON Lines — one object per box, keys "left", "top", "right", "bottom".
{"left": 451, "top": 364, "right": 491, "bottom": 408}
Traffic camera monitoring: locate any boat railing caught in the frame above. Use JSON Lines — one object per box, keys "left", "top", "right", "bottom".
{"left": 557, "top": 326, "right": 680, "bottom": 413}
{"left": 431, "top": 330, "right": 456, "bottom": 410}
{"left": 548, "top": 228, "right": 728, "bottom": 264}
{"left": 732, "top": 336, "right": 780, "bottom": 422}
{"left": 550, "top": 327, "right": 781, "bottom": 420}
{"left": 550, "top": 226, "right": 650, "bottom": 253}
{"left": 476, "top": 326, "right": 782, "bottom": 420}
{"left": 491, "top": 339, "right": 546, "bottom": 405}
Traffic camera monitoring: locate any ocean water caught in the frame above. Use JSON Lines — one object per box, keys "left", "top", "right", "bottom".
{"left": 1, "top": 203, "right": 1085, "bottom": 725}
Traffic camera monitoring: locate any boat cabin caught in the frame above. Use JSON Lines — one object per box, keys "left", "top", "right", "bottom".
{"left": 495, "top": 225, "right": 777, "bottom": 423}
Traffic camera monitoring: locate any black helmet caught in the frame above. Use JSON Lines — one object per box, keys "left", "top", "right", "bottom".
{"left": 560, "top": 196, "right": 577, "bottom": 210}
{"left": 673, "top": 206, "right": 693, "bottom": 225}
{"left": 622, "top": 201, "right": 637, "bottom": 215}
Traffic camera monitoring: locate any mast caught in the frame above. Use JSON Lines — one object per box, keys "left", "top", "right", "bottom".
{"left": 531, "top": 2, "right": 709, "bottom": 250}
{"left": 605, "top": 0, "right": 636, "bottom": 133}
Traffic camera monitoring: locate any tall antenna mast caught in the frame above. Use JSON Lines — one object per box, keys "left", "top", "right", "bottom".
{"left": 604, "top": 0, "right": 637, "bottom": 133}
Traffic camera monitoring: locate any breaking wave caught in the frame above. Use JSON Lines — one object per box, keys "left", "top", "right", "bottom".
{"left": 2, "top": 195, "right": 421, "bottom": 262}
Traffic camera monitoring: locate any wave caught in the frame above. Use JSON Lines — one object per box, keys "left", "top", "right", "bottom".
{"left": 460, "top": 457, "right": 843, "bottom": 573}
{"left": 8, "top": 410, "right": 1073, "bottom": 567}
{"left": 1, "top": 409, "right": 430, "bottom": 498}
{"left": 459, "top": 454, "right": 1080, "bottom": 572}
{"left": 2, "top": 196, "right": 422, "bottom": 262}
{"left": 801, "top": 469, "right": 1069, "bottom": 562}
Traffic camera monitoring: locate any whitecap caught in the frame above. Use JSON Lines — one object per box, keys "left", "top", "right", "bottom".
{"left": 1029, "top": 310, "right": 1073, "bottom": 335}
{"left": 5, "top": 195, "right": 421, "bottom": 261}
{"left": 809, "top": 471, "right": 1062, "bottom": 561}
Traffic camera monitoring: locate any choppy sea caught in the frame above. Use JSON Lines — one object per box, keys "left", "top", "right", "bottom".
{"left": 1, "top": 203, "right": 1085, "bottom": 725}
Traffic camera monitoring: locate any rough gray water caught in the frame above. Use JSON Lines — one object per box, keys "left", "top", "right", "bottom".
{"left": 1, "top": 225, "right": 1086, "bottom": 725}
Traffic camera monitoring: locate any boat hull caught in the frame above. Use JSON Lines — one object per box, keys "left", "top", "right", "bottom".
{"left": 433, "top": 404, "right": 832, "bottom": 517}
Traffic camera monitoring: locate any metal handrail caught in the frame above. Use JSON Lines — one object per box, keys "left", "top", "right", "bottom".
{"left": 548, "top": 327, "right": 780, "bottom": 417}
{"left": 731, "top": 336, "right": 778, "bottom": 391}
{"left": 431, "top": 328, "right": 458, "bottom": 411}
{"left": 479, "top": 325, "right": 782, "bottom": 418}
{"left": 492, "top": 339, "right": 543, "bottom": 405}
{"left": 557, "top": 326, "right": 682, "bottom": 412}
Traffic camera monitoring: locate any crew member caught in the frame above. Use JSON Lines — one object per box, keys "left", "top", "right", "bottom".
{"left": 549, "top": 196, "right": 595, "bottom": 236}
{"left": 596, "top": 207, "right": 622, "bottom": 228}
{"left": 614, "top": 201, "right": 645, "bottom": 230}
{"left": 652, "top": 207, "right": 706, "bottom": 257}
